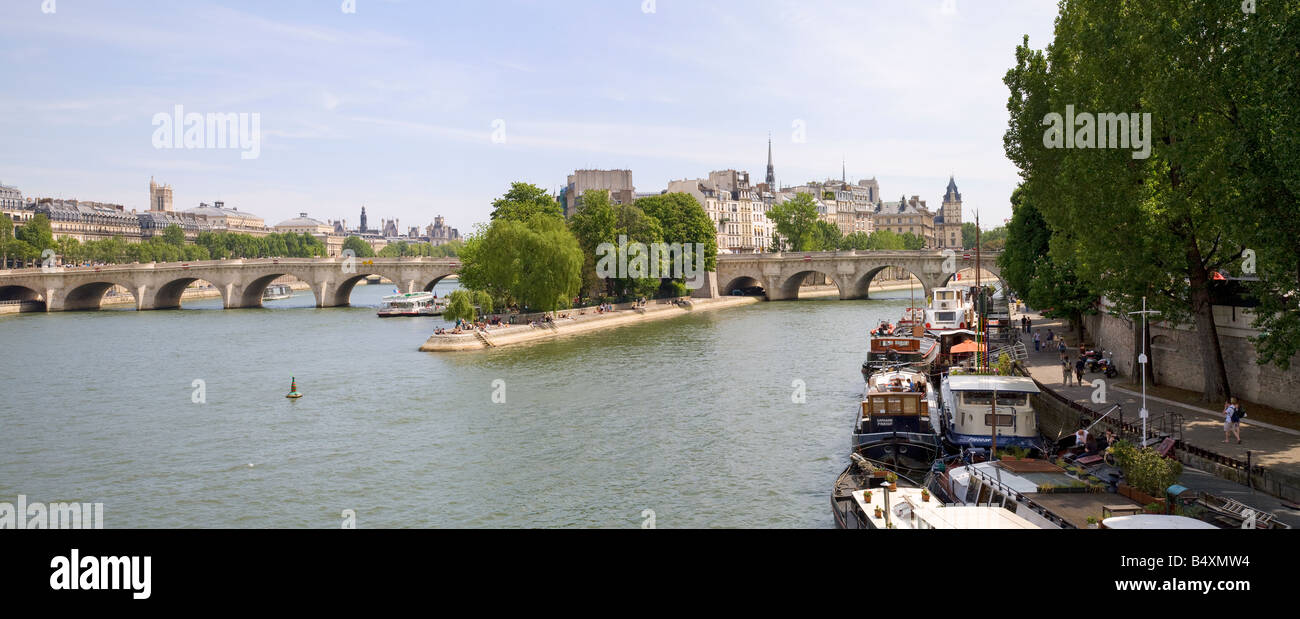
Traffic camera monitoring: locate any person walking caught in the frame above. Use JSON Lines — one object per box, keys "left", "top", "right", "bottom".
{"left": 1224, "top": 399, "right": 1242, "bottom": 444}
{"left": 1074, "top": 356, "right": 1086, "bottom": 385}
{"left": 1033, "top": 330, "right": 1041, "bottom": 352}
{"left": 1062, "top": 356, "right": 1073, "bottom": 386}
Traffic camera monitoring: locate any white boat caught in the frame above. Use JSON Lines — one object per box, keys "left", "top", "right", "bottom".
{"left": 927, "top": 458, "right": 1137, "bottom": 529}
{"left": 940, "top": 374, "right": 1044, "bottom": 453}
{"left": 262, "top": 283, "right": 293, "bottom": 301}
{"left": 377, "top": 292, "right": 446, "bottom": 317}
{"left": 845, "top": 484, "right": 1045, "bottom": 530}
{"left": 923, "top": 286, "right": 976, "bottom": 333}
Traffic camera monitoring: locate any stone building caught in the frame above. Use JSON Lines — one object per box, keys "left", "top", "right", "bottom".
{"left": 563, "top": 169, "right": 635, "bottom": 218}
{"left": 874, "top": 195, "right": 936, "bottom": 247}
{"left": 149, "top": 177, "right": 174, "bottom": 212}
{"left": 669, "top": 170, "right": 761, "bottom": 254}
{"left": 425, "top": 215, "right": 460, "bottom": 246}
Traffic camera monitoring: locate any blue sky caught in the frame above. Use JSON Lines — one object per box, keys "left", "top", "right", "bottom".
{"left": 1, "top": 0, "right": 1058, "bottom": 232}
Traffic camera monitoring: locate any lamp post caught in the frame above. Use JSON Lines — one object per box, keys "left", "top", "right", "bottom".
{"left": 1128, "top": 297, "right": 1161, "bottom": 446}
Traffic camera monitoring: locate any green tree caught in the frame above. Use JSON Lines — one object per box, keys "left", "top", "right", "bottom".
{"left": 867, "top": 229, "right": 906, "bottom": 250}
{"left": 840, "top": 231, "right": 873, "bottom": 251}
{"left": 1001, "top": 3, "right": 1262, "bottom": 401}
{"left": 961, "top": 222, "right": 979, "bottom": 249}
{"left": 472, "top": 290, "right": 494, "bottom": 315}
{"left": 16, "top": 213, "right": 55, "bottom": 254}
{"left": 767, "top": 193, "right": 820, "bottom": 252}
{"left": 161, "top": 224, "right": 186, "bottom": 247}
{"left": 490, "top": 182, "right": 563, "bottom": 222}
{"left": 634, "top": 192, "right": 719, "bottom": 271}
{"left": 443, "top": 289, "right": 476, "bottom": 324}
{"left": 568, "top": 190, "right": 618, "bottom": 298}
{"left": 812, "top": 220, "right": 841, "bottom": 251}
{"left": 342, "top": 236, "right": 375, "bottom": 258}
{"left": 459, "top": 215, "right": 583, "bottom": 314}
{"left": 0, "top": 213, "right": 13, "bottom": 267}
{"left": 900, "top": 232, "right": 926, "bottom": 250}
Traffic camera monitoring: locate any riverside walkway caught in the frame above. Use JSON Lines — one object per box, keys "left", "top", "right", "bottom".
{"left": 1016, "top": 306, "right": 1300, "bottom": 526}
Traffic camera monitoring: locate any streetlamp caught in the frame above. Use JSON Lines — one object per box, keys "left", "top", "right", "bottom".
{"left": 1128, "top": 297, "right": 1161, "bottom": 446}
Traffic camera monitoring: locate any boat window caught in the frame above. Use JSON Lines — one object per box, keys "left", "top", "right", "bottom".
{"left": 984, "top": 413, "right": 1015, "bottom": 427}
{"left": 964, "top": 392, "right": 1029, "bottom": 407}
{"left": 901, "top": 397, "right": 917, "bottom": 414}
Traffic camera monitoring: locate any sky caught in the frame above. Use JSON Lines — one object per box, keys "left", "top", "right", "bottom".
{"left": 0, "top": 0, "right": 1060, "bottom": 232}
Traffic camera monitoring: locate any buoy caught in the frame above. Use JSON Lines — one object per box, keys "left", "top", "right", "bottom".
{"left": 286, "top": 376, "right": 302, "bottom": 399}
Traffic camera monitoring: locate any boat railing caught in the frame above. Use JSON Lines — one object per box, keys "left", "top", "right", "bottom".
{"left": 964, "top": 465, "right": 1075, "bottom": 529}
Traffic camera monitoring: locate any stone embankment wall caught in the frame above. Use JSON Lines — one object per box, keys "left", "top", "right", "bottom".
{"left": 1084, "top": 307, "right": 1300, "bottom": 414}
{"left": 420, "top": 296, "right": 760, "bottom": 352}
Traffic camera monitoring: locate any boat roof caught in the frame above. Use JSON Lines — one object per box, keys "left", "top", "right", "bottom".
{"left": 918, "top": 505, "right": 1043, "bottom": 529}
{"left": 382, "top": 292, "right": 434, "bottom": 300}
{"left": 945, "top": 375, "right": 1041, "bottom": 393}
{"left": 1103, "top": 515, "right": 1219, "bottom": 530}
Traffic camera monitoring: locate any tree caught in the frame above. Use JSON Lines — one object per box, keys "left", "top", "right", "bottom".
{"left": 812, "top": 220, "right": 841, "bottom": 251}
{"left": 490, "top": 182, "right": 563, "bottom": 222}
{"left": 161, "top": 224, "right": 186, "bottom": 247}
{"left": 634, "top": 192, "right": 719, "bottom": 272}
{"left": 472, "top": 290, "right": 494, "bottom": 315}
{"left": 0, "top": 213, "right": 12, "bottom": 267}
{"left": 568, "top": 190, "right": 618, "bottom": 298}
{"left": 1001, "top": 3, "right": 1264, "bottom": 401}
{"left": 459, "top": 215, "right": 583, "bottom": 314}
{"left": 16, "top": 213, "right": 55, "bottom": 255}
{"left": 767, "top": 193, "right": 820, "bottom": 252}
{"left": 342, "top": 236, "right": 375, "bottom": 258}
{"left": 961, "top": 222, "right": 979, "bottom": 249}
{"left": 443, "top": 289, "right": 476, "bottom": 324}
{"left": 840, "top": 232, "right": 872, "bottom": 251}
{"left": 900, "top": 232, "right": 926, "bottom": 251}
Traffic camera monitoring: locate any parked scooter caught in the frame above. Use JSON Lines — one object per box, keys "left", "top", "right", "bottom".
{"left": 1091, "top": 351, "right": 1119, "bottom": 378}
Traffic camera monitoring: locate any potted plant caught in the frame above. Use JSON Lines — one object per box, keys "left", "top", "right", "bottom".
{"left": 886, "top": 472, "right": 898, "bottom": 491}
{"left": 921, "top": 488, "right": 931, "bottom": 502}
{"left": 863, "top": 490, "right": 873, "bottom": 502}
{"left": 1086, "top": 516, "right": 1099, "bottom": 529}
{"left": 874, "top": 506, "right": 884, "bottom": 519}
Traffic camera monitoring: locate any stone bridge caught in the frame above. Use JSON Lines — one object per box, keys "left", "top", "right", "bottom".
{"left": 714, "top": 250, "right": 1003, "bottom": 301}
{"left": 0, "top": 257, "right": 460, "bottom": 311}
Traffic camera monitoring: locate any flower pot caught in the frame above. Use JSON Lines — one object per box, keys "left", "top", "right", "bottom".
{"left": 921, "top": 493, "right": 930, "bottom": 503}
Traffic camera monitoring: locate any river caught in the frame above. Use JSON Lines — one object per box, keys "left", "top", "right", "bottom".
{"left": 0, "top": 282, "right": 919, "bottom": 528}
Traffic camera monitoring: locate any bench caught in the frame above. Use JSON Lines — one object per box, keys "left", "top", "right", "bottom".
{"left": 1103, "top": 504, "right": 1143, "bottom": 519}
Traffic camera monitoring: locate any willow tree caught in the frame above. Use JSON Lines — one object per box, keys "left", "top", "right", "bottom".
{"left": 1002, "top": 1, "right": 1274, "bottom": 401}
{"left": 459, "top": 215, "right": 583, "bottom": 314}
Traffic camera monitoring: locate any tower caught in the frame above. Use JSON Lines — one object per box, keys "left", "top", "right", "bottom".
{"left": 941, "top": 176, "right": 963, "bottom": 249}
{"left": 359, "top": 206, "right": 368, "bottom": 233}
{"left": 765, "top": 135, "right": 776, "bottom": 188}
{"left": 149, "top": 176, "right": 173, "bottom": 212}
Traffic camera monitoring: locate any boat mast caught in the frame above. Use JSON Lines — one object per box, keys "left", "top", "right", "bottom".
{"left": 990, "top": 384, "right": 998, "bottom": 461}
{"left": 975, "top": 211, "right": 983, "bottom": 371}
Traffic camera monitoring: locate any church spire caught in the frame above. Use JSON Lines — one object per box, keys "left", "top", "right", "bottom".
{"left": 765, "top": 134, "right": 776, "bottom": 189}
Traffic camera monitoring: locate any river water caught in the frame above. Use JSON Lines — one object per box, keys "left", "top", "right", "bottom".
{"left": 0, "top": 282, "right": 917, "bottom": 528}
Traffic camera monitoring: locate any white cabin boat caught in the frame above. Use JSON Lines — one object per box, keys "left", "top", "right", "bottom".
{"left": 924, "top": 287, "right": 975, "bottom": 333}
{"left": 262, "top": 283, "right": 293, "bottom": 301}
{"left": 377, "top": 292, "right": 446, "bottom": 317}
{"left": 940, "top": 374, "right": 1044, "bottom": 453}
{"left": 845, "top": 484, "right": 1045, "bottom": 530}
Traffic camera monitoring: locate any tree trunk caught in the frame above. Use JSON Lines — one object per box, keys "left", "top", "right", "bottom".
{"left": 1185, "top": 240, "right": 1230, "bottom": 402}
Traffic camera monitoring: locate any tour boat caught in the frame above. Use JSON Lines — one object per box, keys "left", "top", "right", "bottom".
{"left": 851, "top": 367, "right": 943, "bottom": 478}
{"left": 377, "top": 292, "right": 446, "bottom": 317}
{"left": 939, "top": 374, "right": 1045, "bottom": 454}
{"left": 263, "top": 283, "right": 293, "bottom": 301}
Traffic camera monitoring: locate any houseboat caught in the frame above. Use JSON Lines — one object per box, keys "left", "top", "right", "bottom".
{"left": 377, "top": 292, "right": 446, "bottom": 317}
{"left": 262, "top": 283, "right": 293, "bottom": 301}
{"left": 841, "top": 481, "right": 1045, "bottom": 530}
{"left": 923, "top": 286, "right": 975, "bottom": 333}
{"left": 939, "top": 374, "right": 1045, "bottom": 454}
{"left": 862, "top": 327, "right": 939, "bottom": 376}
{"left": 852, "top": 367, "right": 942, "bottom": 477}
{"left": 927, "top": 458, "right": 1135, "bottom": 529}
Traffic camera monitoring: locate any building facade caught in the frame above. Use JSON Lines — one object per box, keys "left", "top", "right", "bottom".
{"left": 563, "top": 169, "right": 635, "bottom": 218}
{"left": 936, "top": 176, "right": 964, "bottom": 249}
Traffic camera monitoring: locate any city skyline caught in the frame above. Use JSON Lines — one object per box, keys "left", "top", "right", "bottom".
{"left": 1, "top": 1, "right": 1057, "bottom": 230}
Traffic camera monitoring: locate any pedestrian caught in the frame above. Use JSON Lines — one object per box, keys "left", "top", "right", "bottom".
{"left": 1224, "top": 399, "right": 1242, "bottom": 444}
{"left": 1074, "top": 356, "right": 1086, "bottom": 385}
{"left": 1033, "top": 330, "right": 1041, "bottom": 352}
{"left": 1062, "top": 357, "right": 1073, "bottom": 386}
{"left": 1228, "top": 397, "right": 1245, "bottom": 444}
{"left": 1058, "top": 340, "right": 1067, "bottom": 358}
{"left": 1047, "top": 329, "right": 1055, "bottom": 342}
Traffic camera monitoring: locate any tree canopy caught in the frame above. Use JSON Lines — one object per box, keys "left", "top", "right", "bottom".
{"left": 767, "top": 193, "right": 820, "bottom": 252}
{"left": 490, "top": 182, "right": 564, "bottom": 222}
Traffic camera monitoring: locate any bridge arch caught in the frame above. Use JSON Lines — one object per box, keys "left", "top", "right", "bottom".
{"left": 772, "top": 269, "right": 843, "bottom": 301}
{"left": 849, "top": 264, "right": 930, "bottom": 301}
{"left": 60, "top": 281, "right": 138, "bottom": 311}
{"left": 721, "top": 275, "right": 766, "bottom": 297}
{"left": 235, "top": 271, "right": 317, "bottom": 309}
{"left": 0, "top": 284, "right": 42, "bottom": 303}
{"left": 941, "top": 267, "right": 1007, "bottom": 296}
{"left": 150, "top": 277, "right": 228, "bottom": 310}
